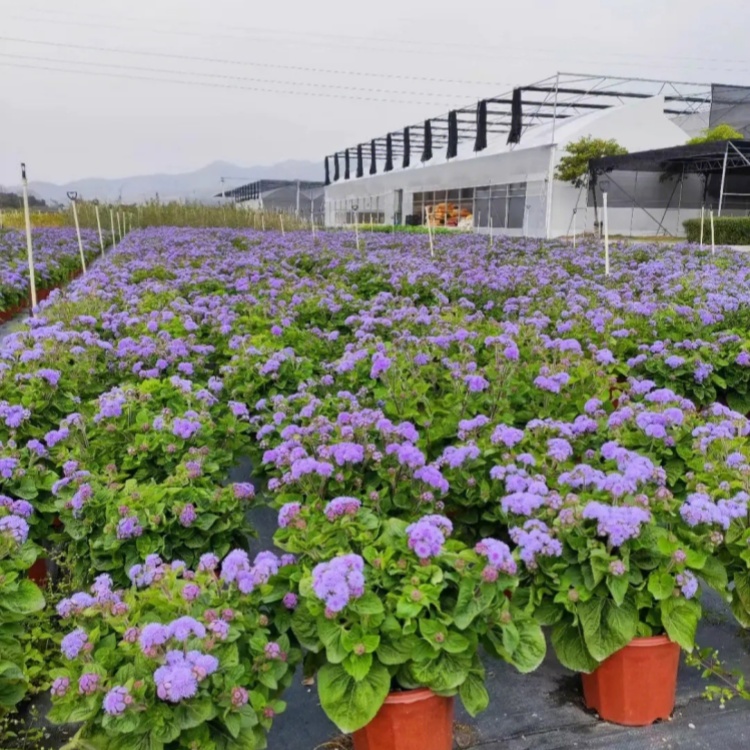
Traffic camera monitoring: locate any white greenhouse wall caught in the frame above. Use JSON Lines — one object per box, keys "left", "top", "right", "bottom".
{"left": 325, "top": 96, "right": 696, "bottom": 238}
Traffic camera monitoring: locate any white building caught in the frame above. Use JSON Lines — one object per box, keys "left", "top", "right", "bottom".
{"left": 324, "top": 73, "right": 726, "bottom": 238}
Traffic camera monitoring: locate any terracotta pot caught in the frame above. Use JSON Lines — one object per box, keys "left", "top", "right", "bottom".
{"left": 581, "top": 635, "right": 680, "bottom": 726}
{"left": 352, "top": 688, "right": 453, "bottom": 750}
{"left": 27, "top": 558, "right": 48, "bottom": 587}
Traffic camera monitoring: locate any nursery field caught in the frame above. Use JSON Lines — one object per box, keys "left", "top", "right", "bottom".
{"left": 5, "top": 227, "right": 750, "bottom": 749}
{"left": 0, "top": 229, "right": 102, "bottom": 317}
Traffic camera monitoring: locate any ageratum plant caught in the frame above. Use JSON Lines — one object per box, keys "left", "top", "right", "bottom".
{"left": 273, "top": 498, "right": 545, "bottom": 733}
{"left": 0, "top": 496, "right": 46, "bottom": 714}
{"left": 49, "top": 550, "right": 298, "bottom": 750}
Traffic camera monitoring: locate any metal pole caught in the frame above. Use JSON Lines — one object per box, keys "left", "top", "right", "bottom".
{"left": 603, "top": 191, "right": 610, "bottom": 276}
{"left": 718, "top": 142, "right": 729, "bottom": 217}
{"left": 710, "top": 210, "right": 715, "bottom": 255}
{"left": 110, "top": 209, "right": 117, "bottom": 249}
{"left": 572, "top": 209, "right": 577, "bottom": 246}
{"left": 20, "top": 163, "right": 37, "bottom": 311}
{"left": 95, "top": 205, "right": 104, "bottom": 254}
{"left": 700, "top": 205, "right": 705, "bottom": 248}
{"left": 68, "top": 193, "right": 87, "bottom": 274}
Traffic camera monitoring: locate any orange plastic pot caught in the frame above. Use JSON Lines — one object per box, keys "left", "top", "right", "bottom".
{"left": 352, "top": 688, "right": 453, "bottom": 750}
{"left": 27, "top": 558, "right": 48, "bottom": 587}
{"left": 581, "top": 635, "right": 680, "bottom": 726}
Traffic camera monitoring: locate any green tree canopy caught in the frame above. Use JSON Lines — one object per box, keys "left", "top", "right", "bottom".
{"left": 555, "top": 136, "right": 628, "bottom": 188}
{"left": 687, "top": 123, "right": 745, "bottom": 145}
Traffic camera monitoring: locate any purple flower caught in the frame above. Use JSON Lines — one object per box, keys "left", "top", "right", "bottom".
{"left": 370, "top": 352, "right": 392, "bottom": 379}
{"left": 509, "top": 520, "right": 563, "bottom": 569}
{"left": 278, "top": 502, "right": 302, "bottom": 528}
{"left": 103, "top": 686, "right": 131, "bottom": 716}
{"left": 229, "top": 401, "right": 249, "bottom": 418}
{"left": 168, "top": 616, "right": 206, "bottom": 642}
{"left": 179, "top": 504, "right": 197, "bottom": 527}
{"left": 406, "top": 515, "right": 452, "bottom": 560}
{"left": 328, "top": 442, "right": 365, "bottom": 466}
{"left": 209, "top": 619, "right": 230, "bottom": 640}
{"left": 465, "top": 374, "right": 489, "bottom": 392}
{"left": 676, "top": 571, "right": 698, "bottom": 599}
{"left": 414, "top": 464, "right": 450, "bottom": 494}
{"left": 78, "top": 673, "right": 100, "bottom": 695}
{"left": 312, "top": 554, "right": 365, "bottom": 613}
{"left": 581, "top": 502, "right": 651, "bottom": 546}
{"left": 283, "top": 592, "right": 298, "bottom": 609}
{"left": 182, "top": 583, "right": 201, "bottom": 602}
{"left": 0, "top": 515, "right": 29, "bottom": 544}
{"left": 172, "top": 418, "right": 201, "bottom": 440}
{"left": 116, "top": 516, "right": 143, "bottom": 540}
{"left": 324, "top": 497, "right": 361, "bottom": 521}
{"left": 233, "top": 482, "right": 255, "bottom": 499}
{"left": 61, "top": 628, "right": 88, "bottom": 660}
{"left": 491, "top": 424, "right": 524, "bottom": 447}
{"left": 547, "top": 438, "right": 573, "bottom": 462}
{"left": 139, "top": 623, "right": 170, "bottom": 654}
{"left": 51, "top": 677, "right": 70, "bottom": 698}
{"left": 475, "top": 538, "right": 517, "bottom": 575}
{"left": 198, "top": 552, "right": 220, "bottom": 572}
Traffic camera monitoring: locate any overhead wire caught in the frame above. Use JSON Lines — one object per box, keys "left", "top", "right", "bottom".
{"left": 0, "top": 60, "right": 468, "bottom": 107}
{"left": 0, "top": 52, "right": 471, "bottom": 99}
{"left": 0, "top": 36, "right": 508, "bottom": 87}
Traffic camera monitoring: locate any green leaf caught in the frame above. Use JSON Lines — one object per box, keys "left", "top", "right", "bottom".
{"left": 453, "top": 579, "right": 494, "bottom": 630}
{"left": 410, "top": 650, "right": 472, "bottom": 692}
{"left": 458, "top": 671, "right": 489, "bottom": 717}
{"left": 175, "top": 699, "right": 217, "bottom": 730}
{"left": 699, "top": 555, "right": 728, "bottom": 593}
{"left": 0, "top": 580, "right": 45, "bottom": 614}
{"left": 660, "top": 597, "right": 698, "bottom": 652}
{"left": 342, "top": 652, "right": 373, "bottom": 682}
{"left": 317, "top": 661, "right": 390, "bottom": 733}
{"left": 647, "top": 572, "right": 675, "bottom": 601}
{"left": 352, "top": 593, "right": 384, "bottom": 617}
{"left": 509, "top": 613, "right": 546, "bottom": 674}
{"left": 550, "top": 621, "right": 599, "bottom": 673}
{"left": 377, "top": 636, "right": 417, "bottom": 666}
{"left": 578, "top": 597, "right": 637, "bottom": 662}
{"left": 606, "top": 575, "right": 629, "bottom": 606}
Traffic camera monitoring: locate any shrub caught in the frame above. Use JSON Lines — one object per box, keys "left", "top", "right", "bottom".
{"left": 684, "top": 216, "right": 750, "bottom": 245}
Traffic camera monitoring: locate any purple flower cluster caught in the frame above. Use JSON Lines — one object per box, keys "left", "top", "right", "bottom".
{"left": 406, "top": 515, "right": 453, "bottom": 560}
{"left": 509, "top": 520, "right": 563, "bottom": 568}
{"left": 581, "top": 502, "right": 651, "bottom": 546}
{"left": 324, "top": 496, "right": 361, "bottom": 520}
{"left": 154, "top": 650, "right": 218, "bottom": 702}
{"left": 475, "top": 538, "right": 517, "bottom": 577}
{"left": 312, "top": 554, "right": 365, "bottom": 613}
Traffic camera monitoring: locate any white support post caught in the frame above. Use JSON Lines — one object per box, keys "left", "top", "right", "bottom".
{"left": 700, "top": 206, "right": 705, "bottom": 249}
{"left": 718, "top": 143, "right": 729, "bottom": 217}
{"left": 68, "top": 193, "right": 87, "bottom": 275}
{"left": 95, "top": 205, "right": 104, "bottom": 254}
{"left": 603, "top": 191, "right": 610, "bottom": 276}
{"left": 110, "top": 209, "right": 117, "bottom": 250}
{"left": 572, "top": 209, "right": 577, "bottom": 246}
{"left": 116, "top": 212, "right": 122, "bottom": 242}
{"left": 710, "top": 210, "right": 716, "bottom": 255}
{"left": 20, "top": 163, "right": 37, "bottom": 311}
{"left": 261, "top": 213, "right": 265, "bottom": 232}
{"left": 280, "top": 214, "right": 285, "bottom": 236}
{"left": 354, "top": 210, "right": 360, "bottom": 248}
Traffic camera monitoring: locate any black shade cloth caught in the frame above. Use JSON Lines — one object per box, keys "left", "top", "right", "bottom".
{"left": 344, "top": 149, "right": 350, "bottom": 180}
{"left": 370, "top": 140, "right": 377, "bottom": 175}
{"left": 422, "top": 120, "right": 433, "bottom": 162}
{"left": 324, "top": 157, "right": 330, "bottom": 186}
{"left": 356, "top": 144, "right": 364, "bottom": 178}
{"left": 710, "top": 84, "right": 750, "bottom": 139}
{"left": 507, "top": 88, "right": 523, "bottom": 145}
{"left": 333, "top": 153, "right": 340, "bottom": 181}
{"left": 447, "top": 110, "right": 458, "bottom": 159}
{"left": 385, "top": 134, "right": 394, "bottom": 172}
{"left": 403, "top": 127, "right": 411, "bottom": 169}
{"left": 474, "top": 100, "right": 488, "bottom": 152}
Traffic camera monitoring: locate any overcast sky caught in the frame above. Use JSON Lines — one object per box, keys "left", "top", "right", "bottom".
{"left": 2, "top": 0, "right": 750, "bottom": 185}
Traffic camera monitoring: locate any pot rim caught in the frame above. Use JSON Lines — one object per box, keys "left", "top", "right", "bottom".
{"left": 383, "top": 687, "right": 439, "bottom": 705}
{"left": 623, "top": 635, "right": 677, "bottom": 648}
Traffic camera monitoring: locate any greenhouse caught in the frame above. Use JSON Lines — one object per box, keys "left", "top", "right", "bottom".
{"left": 323, "top": 73, "right": 750, "bottom": 237}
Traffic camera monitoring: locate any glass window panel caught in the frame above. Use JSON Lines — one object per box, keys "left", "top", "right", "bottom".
{"left": 489, "top": 185, "right": 508, "bottom": 228}
{"left": 461, "top": 187, "right": 474, "bottom": 199}
{"left": 507, "top": 182, "right": 527, "bottom": 229}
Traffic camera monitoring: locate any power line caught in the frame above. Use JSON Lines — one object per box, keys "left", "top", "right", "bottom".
{"left": 0, "top": 60, "right": 468, "bottom": 107}
{"left": 0, "top": 35, "right": 509, "bottom": 88}
{"left": 6, "top": 9, "right": 750, "bottom": 73}
{"left": 0, "top": 52, "right": 471, "bottom": 99}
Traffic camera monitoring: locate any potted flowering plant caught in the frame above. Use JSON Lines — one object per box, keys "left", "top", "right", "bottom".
{"left": 274, "top": 497, "right": 545, "bottom": 750}
{"left": 49, "top": 549, "right": 299, "bottom": 750}
{"left": 0, "top": 495, "right": 46, "bottom": 715}
{"left": 490, "top": 429, "right": 725, "bottom": 726}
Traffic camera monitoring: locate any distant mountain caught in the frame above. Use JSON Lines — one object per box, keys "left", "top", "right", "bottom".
{"left": 5, "top": 160, "right": 322, "bottom": 205}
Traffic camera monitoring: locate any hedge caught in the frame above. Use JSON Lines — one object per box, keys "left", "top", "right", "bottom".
{"left": 684, "top": 216, "right": 750, "bottom": 245}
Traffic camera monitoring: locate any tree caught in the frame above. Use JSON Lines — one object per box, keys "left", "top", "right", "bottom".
{"left": 687, "top": 123, "right": 745, "bottom": 145}
{"left": 555, "top": 136, "right": 628, "bottom": 231}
